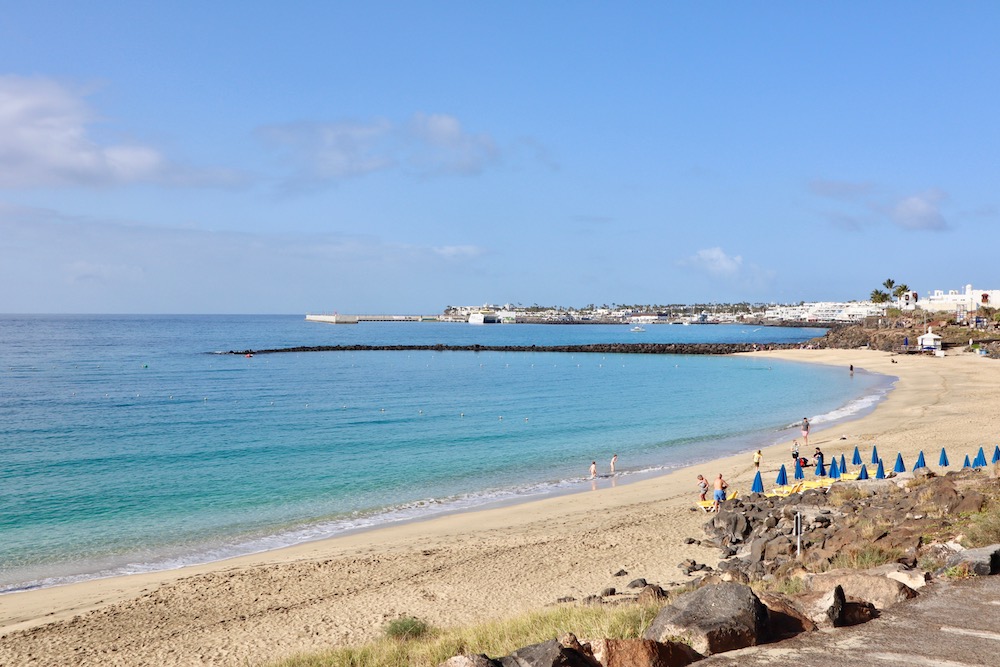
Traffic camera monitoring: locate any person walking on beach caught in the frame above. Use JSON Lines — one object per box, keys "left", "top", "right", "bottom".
{"left": 753, "top": 450, "right": 762, "bottom": 470}
{"left": 801, "top": 417, "right": 810, "bottom": 447}
{"left": 713, "top": 474, "right": 729, "bottom": 512}
{"left": 610, "top": 453, "right": 618, "bottom": 474}
{"left": 791, "top": 440, "right": 800, "bottom": 461}
{"left": 696, "top": 474, "right": 708, "bottom": 501}
{"left": 589, "top": 461, "right": 597, "bottom": 479}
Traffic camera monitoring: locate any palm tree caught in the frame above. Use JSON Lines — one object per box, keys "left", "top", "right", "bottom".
{"left": 870, "top": 289, "right": 890, "bottom": 303}
{"left": 883, "top": 278, "right": 896, "bottom": 291}
{"left": 893, "top": 284, "right": 910, "bottom": 300}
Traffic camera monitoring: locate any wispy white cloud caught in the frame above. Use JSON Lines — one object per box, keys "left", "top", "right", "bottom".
{"left": 683, "top": 247, "right": 743, "bottom": 276}
{"left": 0, "top": 203, "right": 489, "bottom": 313}
{"left": 809, "top": 179, "right": 953, "bottom": 233}
{"left": 0, "top": 75, "right": 245, "bottom": 189}
{"left": 431, "top": 244, "right": 486, "bottom": 259}
{"left": 679, "top": 246, "right": 775, "bottom": 290}
{"left": 259, "top": 113, "right": 499, "bottom": 189}
{"left": 890, "top": 189, "right": 949, "bottom": 231}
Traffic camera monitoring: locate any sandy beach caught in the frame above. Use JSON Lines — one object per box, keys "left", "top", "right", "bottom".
{"left": 3, "top": 348, "right": 999, "bottom": 666}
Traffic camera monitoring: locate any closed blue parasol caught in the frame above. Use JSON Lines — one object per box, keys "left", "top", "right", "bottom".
{"left": 894, "top": 452, "right": 906, "bottom": 473}
{"left": 816, "top": 458, "right": 826, "bottom": 477}
{"left": 776, "top": 464, "right": 788, "bottom": 487}
{"left": 939, "top": 448, "right": 949, "bottom": 467}
{"left": 993, "top": 445, "right": 1000, "bottom": 464}
{"left": 852, "top": 446, "right": 862, "bottom": 466}
{"left": 975, "top": 447, "right": 987, "bottom": 468}
{"left": 829, "top": 457, "right": 841, "bottom": 479}
{"left": 913, "top": 451, "right": 926, "bottom": 471}
{"left": 963, "top": 454, "right": 972, "bottom": 469}
{"left": 858, "top": 464, "right": 869, "bottom": 480}
{"left": 752, "top": 471, "right": 764, "bottom": 494}
{"left": 794, "top": 458, "right": 804, "bottom": 480}
{"left": 840, "top": 453, "right": 847, "bottom": 471}
{"left": 876, "top": 459, "right": 885, "bottom": 479}
{"left": 871, "top": 445, "right": 880, "bottom": 465}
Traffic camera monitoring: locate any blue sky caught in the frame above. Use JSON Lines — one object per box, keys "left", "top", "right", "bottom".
{"left": 1, "top": 2, "right": 998, "bottom": 314}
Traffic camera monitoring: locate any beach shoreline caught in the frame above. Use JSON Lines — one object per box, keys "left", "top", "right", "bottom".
{"left": 3, "top": 348, "right": 998, "bottom": 666}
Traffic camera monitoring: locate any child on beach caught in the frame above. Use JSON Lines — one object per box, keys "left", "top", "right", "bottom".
{"left": 791, "top": 440, "right": 799, "bottom": 461}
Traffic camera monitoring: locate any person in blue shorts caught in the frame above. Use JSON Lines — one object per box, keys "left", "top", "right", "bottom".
{"left": 712, "top": 473, "right": 729, "bottom": 512}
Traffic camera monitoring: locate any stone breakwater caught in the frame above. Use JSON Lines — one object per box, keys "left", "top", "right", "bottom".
{"left": 227, "top": 342, "right": 802, "bottom": 356}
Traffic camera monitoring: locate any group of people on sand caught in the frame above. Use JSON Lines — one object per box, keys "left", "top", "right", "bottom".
{"left": 696, "top": 473, "right": 729, "bottom": 511}
{"left": 589, "top": 453, "right": 618, "bottom": 479}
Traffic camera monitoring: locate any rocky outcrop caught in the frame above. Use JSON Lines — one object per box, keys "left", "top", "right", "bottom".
{"left": 802, "top": 570, "right": 917, "bottom": 610}
{"left": 587, "top": 638, "right": 702, "bottom": 667}
{"left": 642, "top": 582, "right": 768, "bottom": 655}
{"left": 946, "top": 545, "right": 1000, "bottom": 576}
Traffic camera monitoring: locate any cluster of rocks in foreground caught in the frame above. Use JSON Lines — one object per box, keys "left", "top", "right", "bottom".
{"left": 440, "top": 468, "right": 1000, "bottom": 667}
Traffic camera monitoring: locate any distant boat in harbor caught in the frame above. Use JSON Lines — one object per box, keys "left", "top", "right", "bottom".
{"left": 630, "top": 326, "right": 646, "bottom": 332}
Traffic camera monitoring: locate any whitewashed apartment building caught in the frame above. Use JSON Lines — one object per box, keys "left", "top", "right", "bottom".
{"left": 764, "top": 301, "right": 885, "bottom": 322}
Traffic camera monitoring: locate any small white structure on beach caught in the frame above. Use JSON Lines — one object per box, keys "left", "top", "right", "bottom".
{"left": 918, "top": 328, "right": 942, "bottom": 351}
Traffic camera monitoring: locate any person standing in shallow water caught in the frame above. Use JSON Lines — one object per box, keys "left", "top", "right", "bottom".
{"left": 801, "top": 417, "right": 810, "bottom": 447}
{"left": 610, "top": 453, "right": 618, "bottom": 475}
{"left": 589, "top": 461, "right": 597, "bottom": 479}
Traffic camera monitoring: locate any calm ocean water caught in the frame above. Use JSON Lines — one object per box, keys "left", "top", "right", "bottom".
{"left": 0, "top": 315, "right": 892, "bottom": 592}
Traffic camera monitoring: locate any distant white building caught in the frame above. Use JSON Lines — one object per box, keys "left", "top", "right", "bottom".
{"left": 915, "top": 285, "right": 1000, "bottom": 319}
{"left": 764, "top": 301, "right": 885, "bottom": 322}
{"left": 917, "top": 329, "right": 942, "bottom": 351}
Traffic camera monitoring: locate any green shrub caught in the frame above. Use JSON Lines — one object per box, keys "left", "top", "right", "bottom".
{"left": 383, "top": 617, "right": 432, "bottom": 641}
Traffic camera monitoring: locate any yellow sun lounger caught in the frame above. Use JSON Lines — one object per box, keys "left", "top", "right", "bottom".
{"left": 697, "top": 490, "right": 739, "bottom": 512}
{"left": 765, "top": 482, "right": 804, "bottom": 498}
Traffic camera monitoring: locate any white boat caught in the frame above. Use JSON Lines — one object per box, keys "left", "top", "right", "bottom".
{"left": 630, "top": 326, "right": 645, "bottom": 332}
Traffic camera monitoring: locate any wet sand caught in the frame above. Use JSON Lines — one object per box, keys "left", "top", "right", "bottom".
{"left": 3, "top": 348, "right": 998, "bottom": 666}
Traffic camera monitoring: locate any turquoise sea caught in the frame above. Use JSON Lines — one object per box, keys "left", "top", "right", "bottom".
{"left": 0, "top": 315, "right": 892, "bottom": 592}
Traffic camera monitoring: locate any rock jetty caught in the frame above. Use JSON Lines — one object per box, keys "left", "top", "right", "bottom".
{"left": 227, "top": 342, "right": 800, "bottom": 356}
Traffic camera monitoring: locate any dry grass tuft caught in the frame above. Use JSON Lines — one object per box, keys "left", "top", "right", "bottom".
{"left": 271, "top": 601, "right": 668, "bottom": 667}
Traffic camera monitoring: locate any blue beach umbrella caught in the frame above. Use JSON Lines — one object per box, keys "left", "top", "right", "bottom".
{"left": 858, "top": 464, "right": 869, "bottom": 480}
{"left": 816, "top": 458, "right": 826, "bottom": 477}
{"left": 852, "top": 446, "right": 862, "bottom": 466}
{"left": 829, "top": 457, "right": 841, "bottom": 479}
{"left": 975, "top": 447, "right": 987, "bottom": 468}
{"left": 752, "top": 471, "right": 764, "bottom": 494}
{"left": 939, "top": 448, "right": 949, "bottom": 467}
{"left": 875, "top": 459, "right": 885, "bottom": 479}
{"left": 913, "top": 451, "right": 926, "bottom": 471}
{"left": 776, "top": 464, "right": 788, "bottom": 487}
{"left": 993, "top": 446, "right": 1000, "bottom": 464}
{"left": 871, "top": 445, "right": 880, "bottom": 465}
{"left": 963, "top": 454, "right": 972, "bottom": 469}
{"left": 840, "top": 453, "right": 847, "bottom": 472}
{"left": 794, "top": 458, "right": 804, "bottom": 480}
{"left": 894, "top": 453, "right": 906, "bottom": 473}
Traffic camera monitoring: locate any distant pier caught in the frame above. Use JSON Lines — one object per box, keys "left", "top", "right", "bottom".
{"left": 305, "top": 314, "right": 440, "bottom": 324}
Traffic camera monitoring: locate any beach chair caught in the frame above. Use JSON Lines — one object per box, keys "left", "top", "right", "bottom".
{"left": 696, "top": 489, "right": 739, "bottom": 512}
